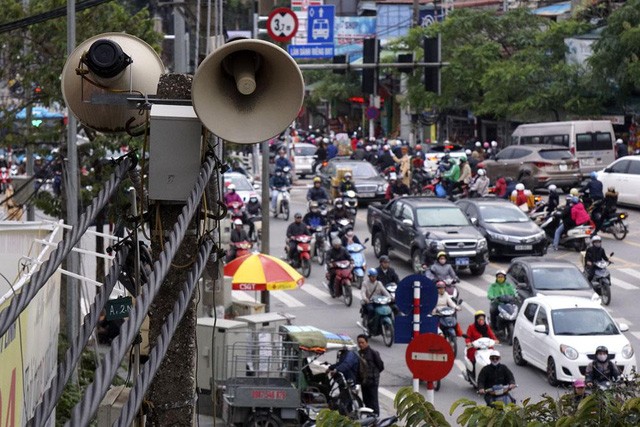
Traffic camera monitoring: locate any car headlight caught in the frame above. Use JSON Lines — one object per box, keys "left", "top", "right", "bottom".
{"left": 477, "top": 238, "right": 488, "bottom": 249}
{"left": 535, "top": 231, "right": 546, "bottom": 240}
{"left": 622, "top": 344, "right": 634, "bottom": 359}
{"left": 486, "top": 231, "right": 508, "bottom": 242}
{"left": 560, "top": 344, "right": 579, "bottom": 360}
{"left": 429, "top": 240, "right": 444, "bottom": 251}
{"left": 378, "top": 183, "right": 388, "bottom": 192}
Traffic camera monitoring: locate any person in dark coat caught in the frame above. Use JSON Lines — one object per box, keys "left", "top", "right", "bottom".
{"left": 329, "top": 347, "right": 360, "bottom": 384}
{"left": 357, "top": 334, "right": 385, "bottom": 416}
{"left": 615, "top": 139, "right": 627, "bottom": 159}
{"left": 477, "top": 350, "right": 516, "bottom": 406}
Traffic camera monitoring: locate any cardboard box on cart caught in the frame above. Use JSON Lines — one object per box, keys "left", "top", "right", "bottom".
{"left": 330, "top": 167, "right": 352, "bottom": 200}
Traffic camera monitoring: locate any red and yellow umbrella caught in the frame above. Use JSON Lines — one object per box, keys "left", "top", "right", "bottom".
{"left": 223, "top": 253, "right": 304, "bottom": 291}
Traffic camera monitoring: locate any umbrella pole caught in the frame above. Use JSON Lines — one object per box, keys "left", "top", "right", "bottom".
{"left": 260, "top": 139, "right": 270, "bottom": 311}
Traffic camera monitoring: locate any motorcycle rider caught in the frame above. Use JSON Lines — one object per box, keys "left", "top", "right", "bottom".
{"left": 585, "top": 346, "right": 620, "bottom": 388}
{"left": 312, "top": 140, "right": 327, "bottom": 174}
{"left": 584, "top": 235, "right": 610, "bottom": 282}
{"left": 465, "top": 310, "right": 499, "bottom": 367}
{"left": 457, "top": 156, "right": 472, "bottom": 194}
{"left": 582, "top": 171, "right": 604, "bottom": 208}
{"left": 228, "top": 219, "right": 250, "bottom": 261}
{"left": 593, "top": 186, "right": 618, "bottom": 235}
{"left": 328, "top": 198, "right": 352, "bottom": 225}
{"left": 275, "top": 147, "right": 293, "bottom": 170}
{"left": 443, "top": 157, "right": 460, "bottom": 198}
{"left": 228, "top": 159, "right": 249, "bottom": 177}
{"left": 546, "top": 184, "right": 560, "bottom": 214}
{"left": 375, "top": 255, "right": 402, "bottom": 316}
{"left": 339, "top": 172, "right": 357, "bottom": 196}
{"left": 477, "top": 350, "right": 516, "bottom": 406}
{"left": 391, "top": 145, "right": 411, "bottom": 187}
{"left": 377, "top": 145, "right": 396, "bottom": 171}
{"left": 328, "top": 346, "right": 359, "bottom": 384}
{"left": 269, "top": 168, "right": 290, "bottom": 211}
{"left": 224, "top": 184, "right": 243, "bottom": 207}
{"left": 487, "top": 270, "right": 517, "bottom": 329}
{"left": 553, "top": 196, "right": 578, "bottom": 251}
{"left": 385, "top": 173, "right": 410, "bottom": 200}
{"left": 245, "top": 194, "right": 261, "bottom": 240}
{"left": 433, "top": 281, "right": 463, "bottom": 336}
{"left": 361, "top": 268, "right": 392, "bottom": 326}
{"left": 425, "top": 252, "right": 459, "bottom": 283}
{"left": 307, "top": 177, "right": 330, "bottom": 202}
{"left": 327, "top": 239, "right": 353, "bottom": 297}
{"left": 510, "top": 183, "right": 534, "bottom": 211}
{"left": 341, "top": 228, "right": 361, "bottom": 247}
{"left": 303, "top": 201, "right": 327, "bottom": 229}
{"left": 469, "top": 168, "right": 490, "bottom": 198}
{"left": 286, "top": 213, "right": 310, "bottom": 261}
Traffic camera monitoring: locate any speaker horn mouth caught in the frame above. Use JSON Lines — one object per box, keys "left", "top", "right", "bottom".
{"left": 222, "top": 51, "right": 261, "bottom": 96}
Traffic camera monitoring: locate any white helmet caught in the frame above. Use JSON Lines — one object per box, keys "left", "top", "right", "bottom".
{"left": 322, "top": 137, "right": 330, "bottom": 144}
{"left": 228, "top": 184, "right": 236, "bottom": 190}
{"left": 491, "top": 140, "right": 498, "bottom": 147}
{"left": 477, "top": 169, "right": 486, "bottom": 176}
{"left": 616, "top": 138, "right": 623, "bottom": 144}
{"left": 548, "top": 184, "right": 557, "bottom": 191}
{"left": 233, "top": 219, "right": 243, "bottom": 226}
{"left": 475, "top": 141, "right": 481, "bottom": 147}
{"left": 591, "top": 235, "right": 602, "bottom": 242}
{"left": 490, "top": 350, "right": 501, "bottom": 358}
{"left": 515, "top": 183, "right": 525, "bottom": 191}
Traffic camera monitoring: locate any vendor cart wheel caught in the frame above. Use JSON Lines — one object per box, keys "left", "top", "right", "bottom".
{"left": 244, "top": 411, "right": 283, "bottom": 427}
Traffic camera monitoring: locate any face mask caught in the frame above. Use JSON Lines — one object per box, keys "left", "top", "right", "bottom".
{"left": 497, "top": 277, "right": 505, "bottom": 284}
{"left": 491, "top": 361, "right": 500, "bottom": 366}
{"left": 597, "top": 354, "right": 607, "bottom": 362}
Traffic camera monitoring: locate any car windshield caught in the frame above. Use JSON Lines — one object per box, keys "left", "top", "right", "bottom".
{"left": 294, "top": 145, "right": 316, "bottom": 156}
{"left": 334, "top": 162, "right": 378, "bottom": 179}
{"left": 223, "top": 174, "right": 253, "bottom": 191}
{"left": 552, "top": 308, "right": 619, "bottom": 336}
{"left": 538, "top": 149, "right": 574, "bottom": 161}
{"left": 416, "top": 207, "right": 469, "bottom": 227}
{"left": 480, "top": 205, "right": 530, "bottom": 223}
{"left": 531, "top": 266, "right": 591, "bottom": 290}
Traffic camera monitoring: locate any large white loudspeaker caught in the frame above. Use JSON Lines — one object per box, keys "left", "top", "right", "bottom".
{"left": 192, "top": 39, "right": 304, "bottom": 144}
{"left": 61, "top": 33, "right": 165, "bottom": 133}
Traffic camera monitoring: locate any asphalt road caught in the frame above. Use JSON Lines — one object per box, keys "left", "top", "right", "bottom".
{"left": 232, "top": 178, "right": 640, "bottom": 423}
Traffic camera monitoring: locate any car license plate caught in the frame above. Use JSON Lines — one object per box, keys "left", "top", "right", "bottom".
{"left": 580, "top": 158, "right": 595, "bottom": 166}
{"left": 360, "top": 193, "right": 375, "bottom": 198}
{"left": 515, "top": 245, "right": 533, "bottom": 250}
{"left": 455, "top": 257, "right": 469, "bottom": 266}
{"left": 558, "top": 164, "right": 567, "bottom": 171}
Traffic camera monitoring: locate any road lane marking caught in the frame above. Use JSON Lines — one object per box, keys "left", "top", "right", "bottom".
{"left": 269, "top": 291, "right": 305, "bottom": 307}
{"left": 454, "top": 359, "right": 466, "bottom": 373}
{"left": 378, "top": 387, "right": 396, "bottom": 402}
{"left": 461, "top": 301, "right": 477, "bottom": 315}
{"left": 232, "top": 291, "right": 259, "bottom": 302}
{"left": 613, "top": 317, "right": 632, "bottom": 326}
{"left": 457, "top": 280, "right": 487, "bottom": 297}
{"left": 611, "top": 277, "right": 637, "bottom": 290}
{"left": 482, "top": 274, "right": 495, "bottom": 284}
{"left": 619, "top": 268, "right": 640, "bottom": 280}
{"left": 300, "top": 284, "right": 341, "bottom": 305}
{"left": 630, "top": 332, "right": 640, "bottom": 341}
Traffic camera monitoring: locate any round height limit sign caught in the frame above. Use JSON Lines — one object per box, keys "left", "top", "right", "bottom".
{"left": 267, "top": 8, "right": 299, "bottom": 43}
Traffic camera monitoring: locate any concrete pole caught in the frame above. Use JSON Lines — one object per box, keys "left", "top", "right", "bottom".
{"left": 260, "top": 140, "right": 270, "bottom": 311}
{"left": 66, "top": 0, "right": 80, "bottom": 384}
{"left": 174, "top": 1, "right": 187, "bottom": 73}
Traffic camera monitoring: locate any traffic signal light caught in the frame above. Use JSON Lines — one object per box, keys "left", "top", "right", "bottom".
{"left": 362, "top": 38, "right": 379, "bottom": 95}
{"left": 333, "top": 54, "right": 347, "bottom": 75}
{"left": 398, "top": 53, "right": 414, "bottom": 74}
{"left": 423, "top": 36, "right": 441, "bottom": 94}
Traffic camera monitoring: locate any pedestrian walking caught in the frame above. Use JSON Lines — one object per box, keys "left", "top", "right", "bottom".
{"left": 357, "top": 334, "right": 385, "bottom": 416}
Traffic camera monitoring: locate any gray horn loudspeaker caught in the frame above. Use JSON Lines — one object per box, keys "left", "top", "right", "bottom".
{"left": 192, "top": 39, "right": 304, "bottom": 144}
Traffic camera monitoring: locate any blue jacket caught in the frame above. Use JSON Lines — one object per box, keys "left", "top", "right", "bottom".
{"left": 275, "top": 156, "right": 293, "bottom": 170}
{"left": 331, "top": 350, "right": 359, "bottom": 383}
{"left": 583, "top": 179, "right": 604, "bottom": 200}
{"left": 327, "top": 144, "right": 338, "bottom": 159}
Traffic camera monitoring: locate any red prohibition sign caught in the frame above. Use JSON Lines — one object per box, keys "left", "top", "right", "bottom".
{"left": 267, "top": 8, "right": 299, "bottom": 43}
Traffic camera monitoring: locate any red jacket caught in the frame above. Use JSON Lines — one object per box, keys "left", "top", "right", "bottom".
{"left": 571, "top": 202, "right": 591, "bottom": 226}
{"left": 465, "top": 322, "right": 497, "bottom": 363}
{"left": 494, "top": 178, "right": 507, "bottom": 197}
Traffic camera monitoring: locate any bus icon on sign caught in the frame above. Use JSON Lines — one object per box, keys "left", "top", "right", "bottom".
{"left": 312, "top": 19, "right": 330, "bottom": 40}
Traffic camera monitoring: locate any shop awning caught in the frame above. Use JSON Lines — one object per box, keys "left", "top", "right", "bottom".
{"left": 533, "top": 1, "right": 571, "bottom": 17}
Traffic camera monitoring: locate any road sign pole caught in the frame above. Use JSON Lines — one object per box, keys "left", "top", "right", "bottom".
{"left": 412, "top": 280, "right": 420, "bottom": 392}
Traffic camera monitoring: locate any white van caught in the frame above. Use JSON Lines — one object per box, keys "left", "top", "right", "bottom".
{"left": 510, "top": 121, "right": 615, "bottom": 174}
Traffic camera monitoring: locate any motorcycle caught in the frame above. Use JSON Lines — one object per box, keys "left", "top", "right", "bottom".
{"left": 289, "top": 234, "right": 312, "bottom": 278}
{"left": 493, "top": 295, "right": 519, "bottom": 345}
{"left": 463, "top": 337, "right": 496, "bottom": 389}
{"left": 425, "top": 273, "right": 460, "bottom": 303}
{"left": 327, "top": 260, "right": 353, "bottom": 307}
{"left": 410, "top": 167, "right": 432, "bottom": 195}
{"left": 329, "top": 218, "right": 352, "bottom": 242}
{"left": 528, "top": 199, "right": 548, "bottom": 225}
{"left": 272, "top": 186, "right": 291, "bottom": 220}
{"left": 434, "top": 305, "right": 461, "bottom": 356}
{"left": 347, "top": 239, "right": 369, "bottom": 289}
{"left": 357, "top": 294, "right": 395, "bottom": 347}
{"left": 598, "top": 211, "right": 628, "bottom": 240}
{"left": 248, "top": 215, "right": 262, "bottom": 249}
{"left": 310, "top": 225, "right": 329, "bottom": 265}
{"left": 585, "top": 254, "right": 613, "bottom": 306}
{"left": 540, "top": 209, "right": 593, "bottom": 251}
{"left": 227, "top": 201, "right": 245, "bottom": 223}
{"left": 482, "top": 384, "right": 517, "bottom": 406}
{"left": 343, "top": 190, "right": 358, "bottom": 221}
{"left": 228, "top": 240, "right": 253, "bottom": 261}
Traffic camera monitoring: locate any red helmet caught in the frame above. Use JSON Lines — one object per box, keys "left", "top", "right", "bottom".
{"left": 415, "top": 144, "right": 422, "bottom": 151}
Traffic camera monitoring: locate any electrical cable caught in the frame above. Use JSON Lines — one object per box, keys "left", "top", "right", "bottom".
{"left": 0, "top": 155, "right": 133, "bottom": 338}
{"left": 115, "top": 238, "right": 215, "bottom": 427}
{"left": 65, "top": 155, "right": 216, "bottom": 427}
{"left": 26, "top": 245, "right": 130, "bottom": 427}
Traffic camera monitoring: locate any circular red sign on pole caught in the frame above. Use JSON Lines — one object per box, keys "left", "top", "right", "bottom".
{"left": 267, "top": 8, "right": 299, "bottom": 43}
{"left": 405, "top": 333, "right": 454, "bottom": 382}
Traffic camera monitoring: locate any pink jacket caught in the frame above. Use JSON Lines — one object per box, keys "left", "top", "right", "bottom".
{"left": 571, "top": 203, "right": 591, "bottom": 226}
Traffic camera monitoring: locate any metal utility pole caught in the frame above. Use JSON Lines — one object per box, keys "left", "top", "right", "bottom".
{"left": 25, "top": 105, "right": 34, "bottom": 221}
{"left": 260, "top": 139, "right": 270, "bottom": 311}
{"left": 174, "top": 1, "right": 187, "bottom": 73}
{"left": 66, "top": 0, "right": 80, "bottom": 383}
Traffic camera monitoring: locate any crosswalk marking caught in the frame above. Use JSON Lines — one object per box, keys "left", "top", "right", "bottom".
{"left": 300, "top": 284, "right": 342, "bottom": 305}
{"left": 378, "top": 387, "right": 396, "bottom": 401}
{"left": 482, "top": 274, "right": 495, "bottom": 284}
{"left": 613, "top": 317, "right": 632, "bottom": 327}
{"left": 270, "top": 291, "right": 305, "bottom": 307}
{"left": 611, "top": 277, "right": 637, "bottom": 290}
{"left": 619, "top": 268, "right": 640, "bottom": 283}
{"left": 630, "top": 332, "right": 640, "bottom": 341}
{"left": 232, "top": 291, "right": 259, "bottom": 302}
{"left": 457, "top": 280, "right": 486, "bottom": 297}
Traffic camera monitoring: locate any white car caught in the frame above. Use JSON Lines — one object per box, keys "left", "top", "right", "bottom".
{"left": 223, "top": 172, "right": 260, "bottom": 204}
{"left": 596, "top": 155, "right": 640, "bottom": 207}
{"left": 292, "top": 143, "right": 317, "bottom": 178}
{"left": 512, "top": 295, "right": 636, "bottom": 386}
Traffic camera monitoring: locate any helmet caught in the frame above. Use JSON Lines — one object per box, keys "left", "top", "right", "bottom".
{"left": 465, "top": 149, "right": 472, "bottom": 155}
{"left": 367, "top": 268, "right": 378, "bottom": 276}
{"left": 590, "top": 171, "right": 598, "bottom": 179}
{"left": 344, "top": 172, "right": 352, "bottom": 178}
{"left": 496, "top": 270, "right": 507, "bottom": 277}
{"left": 313, "top": 177, "right": 321, "bottom": 183}
{"left": 389, "top": 173, "right": 397, "bottom": 181}
{"left": 459, "top": 155, "right": 467, "bottom": 162}
{"left": 608, "top": 186, "right": 616, "bottom": 193}
{"left": 309, "top": 201, "right": 319, "bottom": 209}
{"left": 548, "top": 184, "right": 557, "bottom": 192}
{"left": 365, "top": 145, "right": 372, "bottom": 151}
{"left": 415, "top": 144, "right": 422, "bottom": 151}
{"left": 383, "top": 144, "right": 390, "bottom": 151}
{"left": 294, "top": 212, "right": 303, "bottom": 219}
{"left": 574, "top": 379, "right": 586, "bottom": 388}
{"left": 322, "top": 137, "right": 330, "bottom": 144}
{"left": 570, "top": 188, "right": 579, "bottom": 197}
{"left": 489, "top": 350, "right": 501, "bottom": 358}
{"left": 437, "top": 251, "right": 447, "bottom": 259}
{"left": 475, "top": 141, "right": 481, "bottom": 148}
{"left": 233, "top": 219, "right": 243, "bottom": 226}
{"left": 591, "top": 235, "right": 602, "bottom": 242}
{"left": 334, "top": 198, "right": 343, "bottom": 207}
{"left": 515, "top": 183, "right": 525, "bottom": 191}
{"left": 228, "top": 184, "right": 236, "bottom": 190}
{"left": 477, "top": 168, "right": 486, "bottom": 176}
{"left": 483, "top": 142, "right": 490, "bottom": 148}
{"left": 436, "top": 280, "right": 446, "bottom": 289}
{"left": 616, "top": 138, "right": 623, "bottom": 144}
{"left": 491, "top": 140, "right": 498, "bottom": 148}
{"left": 379, "top": 255, "right": 390, "bottom": 263}
{"left": 474, "top": 310, "right": 486, "bottom": 318}
{"left": 596, "top": 345, "right": 608, "bottom": 354}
